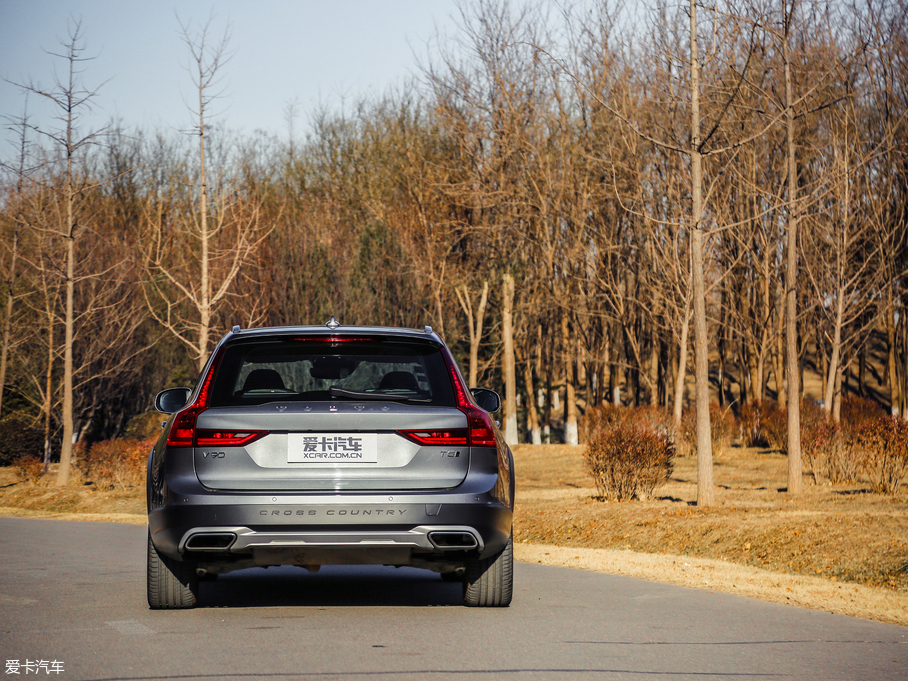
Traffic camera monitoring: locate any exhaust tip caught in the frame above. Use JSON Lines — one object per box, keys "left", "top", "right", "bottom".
{"left": 185, "top": 533, "right": 236, "bottom": 550}
{"left": 428, "top": 531, "right": 479, "bottom": 549}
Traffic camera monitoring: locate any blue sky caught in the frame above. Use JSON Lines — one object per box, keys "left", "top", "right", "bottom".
{"left": 0, "top": 0, "right": 464, "bottom": 152}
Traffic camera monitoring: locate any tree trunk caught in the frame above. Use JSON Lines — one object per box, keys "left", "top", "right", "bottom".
{"left": 198, "top": 81, "right": 211, "bottom": 372}
{"left": 43, "top": 314, "right": 54, "bottom": 472}
{"left": 673, "top": 307, "right": 691, "bottom": 435}
{"left": 886, "top": 298, "right": 900, "bottom": 416}
{"left": 774, "top": 332, "right": 787, "bottom": 408}
{"left": 823, "top": 295, "right": 845, "bottom": 420}
{"left": 832, "top": 365, "right": 844, "bottom": 423}
{"left": 783, "top": 2, "right": 803, "bottom": 494}
{"left": 690, "top": 0, "right": 714, "bottom": 507}
{"left": 57, "top": 141, "right": 76, "bottom": 487}
{"left": 455, "top": 281, "right": 489, "bottom": 387}
{"left": 561, "top": 314, "right": 579, "bottom": 445}
{"left": 501, "top": 273, "right": 518, "bottom": 445}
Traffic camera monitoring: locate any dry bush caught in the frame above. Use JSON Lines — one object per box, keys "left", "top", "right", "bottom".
{"left": 799, "top": 399, "right": 880, "bottom": 485}
{"left": 840, "top": 395, "right": 885, "bottom": 428}
{"left": 579, "top": 405, "right": 626, "bottom": 443}
{"left": 15, "top": 456, "right": 46, "bottom": 484}
{"left": 799, "top": 399, "right": 827, "bottom": 435}
{"left": 677, "top": 403, "right": 736, "bottom": 457}
{"left": 858, "top": 416, "right": 908, "bottom": 494}
{"left": 79, "top": 439, "right": 155, "bottom": 490}
{"left": 760, "top": 405, "right": 789, "bottom": 451}
{"left": 825, "top": 429, "right": 864, "bottom": 485}
{"left": 623, "top": 405, "right": 674, "bottom": 438}
{"left": 738, "top": 402, "right": 771, "bottom": 447}
{"left": 584, "top": 423, "right": 674, "bottom": 501}
{"left": 740, "top": 400, "right": 825, "bottom": 453}
{"left": 802, "top": 421, "right": 842, "bottom": 483}
{"left": 819, "top": 397, "right": 883, "bottom": 485}
{"left": 580, "top": 405, "right": 674, "bottom": 445}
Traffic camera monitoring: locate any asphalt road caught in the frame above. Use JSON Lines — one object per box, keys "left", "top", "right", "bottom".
{"left": 0, "top": 517, "right": 905, "bottom": 681}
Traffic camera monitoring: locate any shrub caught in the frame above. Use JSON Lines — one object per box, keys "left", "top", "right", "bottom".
{"left": 802, "top": 421, "right": 842, "bottom": 484}
{"left": 740, "top": 400, "right": 825, "bottom": 453}
{"left": 16, "top": 455, "right": 46, "bottom": 484}
{"left": 840, "top": 395, "right": 885, "bottom": 428}
{"left": 738, "top": 402, "right": 770, "bottom": 448}
{"left": 824, "top": 431, "right": 864, "bottom": 484}
{"left": 623, "top": 405, "right": 674, "bottom": 438}
{"left": 580, "top": 404, "right": 674, "bottom": 445}
{"left": 584, "top": 423, "right": 674, "bottom": 501}
{"left": 0, "top": 414, "right": 44, "bottom": 467}
{"left": 858, "top": 416, "right": 908, "bottom": 494}
{"left": 79, "top": 438, "right": 155, "bottom": 490}
{"left": 812, "top": 396, "right": 883, "bottom": 485}
{"left": 760, "top": 404, "right": 789, "bottom": 451}
{"left": 579, "top": 404, "right": 626, "bottom": 443}
{"left": 799, "top": 400, "right": 873, "bottom": 485}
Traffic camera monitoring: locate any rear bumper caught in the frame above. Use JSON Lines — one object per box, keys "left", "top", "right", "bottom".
{"left": 149, "top": 495, "right": 511, "bottom": 561}
{"left": 148, "top": 463, "right": 512, "bottom": 565}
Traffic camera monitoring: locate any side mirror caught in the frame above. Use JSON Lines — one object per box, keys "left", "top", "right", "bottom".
{"left": 470, "top": 388, "right": 501, "bottom": 413}
{"left": 154, "top": 387, "right": 192, "bottom": 414}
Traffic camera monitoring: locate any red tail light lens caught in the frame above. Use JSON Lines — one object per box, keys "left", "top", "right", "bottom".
{"left": 165, "top": 350, "right": 222, "bottom": 448}
{"left": 398, "top": 429, "right": 469, "bottom": 446}
{"left": 167, "top": 408, "right": 200, "bottom": 447}
{"left": 196, "top": 430, "right": 267, "bottom": 447}
{"left": 466, "top": 410, "right": 497, "bottom": 447}
{"left": 441, "top": 349, "right": 500, "bottom": 448}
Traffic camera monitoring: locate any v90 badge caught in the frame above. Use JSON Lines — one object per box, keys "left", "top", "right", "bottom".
{"left": 202, "top": 451, "right": 225, "bottom": 459}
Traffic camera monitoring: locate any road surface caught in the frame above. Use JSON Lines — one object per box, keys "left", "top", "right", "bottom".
{"left": 0, "top": 517, "right": 904, "bottom": 680}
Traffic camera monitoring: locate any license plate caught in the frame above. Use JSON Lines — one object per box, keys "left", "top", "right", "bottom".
{"left": 288, "top": 433, "right": 378, "bottom": 463}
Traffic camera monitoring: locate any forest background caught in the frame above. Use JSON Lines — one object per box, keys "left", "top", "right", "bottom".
{"left": 1, "top": 0, "right": 907, "bottom": 499}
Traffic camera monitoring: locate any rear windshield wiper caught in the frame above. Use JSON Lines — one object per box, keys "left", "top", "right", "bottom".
{"left": 328, "top": 386, "right": 432, "bottom": 404}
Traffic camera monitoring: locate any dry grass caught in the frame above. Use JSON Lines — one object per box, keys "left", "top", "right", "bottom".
{"left": 514, "top": 443, "right": 908, "bottom": 626}
{"left": 0, "top": 466, "right": 145, "bottom": 519}
{"left": 515, "top": 543, "right": 908, "bottom": 626}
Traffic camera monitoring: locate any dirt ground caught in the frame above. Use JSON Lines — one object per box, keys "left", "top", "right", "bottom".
{"left": 2, "top": 444, "right": 906, "bottom": 627}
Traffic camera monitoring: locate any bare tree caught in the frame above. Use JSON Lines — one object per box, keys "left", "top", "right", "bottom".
{"left": 143, "top": 18, "right": 273, "bottom": 370}
{"left": 10, "top": 19, "right": 111, "bottom": 485}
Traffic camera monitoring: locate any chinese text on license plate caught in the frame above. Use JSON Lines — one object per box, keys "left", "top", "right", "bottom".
{"left": 288, "top": 433, "right": 378, "bottom": 463}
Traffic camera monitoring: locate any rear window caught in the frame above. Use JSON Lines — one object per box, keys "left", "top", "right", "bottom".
{"left": 208, "top": 337, "right": 456, "bottom": 408}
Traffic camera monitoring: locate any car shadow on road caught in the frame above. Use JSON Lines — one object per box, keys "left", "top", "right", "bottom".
{"left": 197, "top": 564, "right": 464, "bottom": 608}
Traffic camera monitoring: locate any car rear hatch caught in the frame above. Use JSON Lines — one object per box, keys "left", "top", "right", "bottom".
{"left": 194, "top": 403, "right": 470, "bottom": 491}
{"left": 191, "top": 333, "right": 472, "bottom": 492}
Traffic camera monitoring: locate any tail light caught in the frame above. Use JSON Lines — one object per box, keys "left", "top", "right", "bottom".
{"left": 196, "top": 430, "right": 267, "bottom": 447}
{"left": 398, "top": 429, "right": 468, "bottom": 446}
{"left": 165, "top": 350, "right": 223, "bottom": 448}
{"left": 441, "top": 350, "right": 499, "bottom": 448}
{"left": 465, "top": 409, "right": 497, "bottom": 447}
{"left": 167, "top": 408, "right": 202, "bottom": 447}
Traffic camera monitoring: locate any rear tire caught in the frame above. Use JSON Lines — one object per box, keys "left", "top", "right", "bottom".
{"left": 463, "top": 532, "right": 513, "bottom": 607}
{"left": 147, "top": 531, "right": 198, "bottom": 609}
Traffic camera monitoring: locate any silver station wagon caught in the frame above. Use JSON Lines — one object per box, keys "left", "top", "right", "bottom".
{"left": 147, "top": 320, "right": 514, "bottom": 609}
